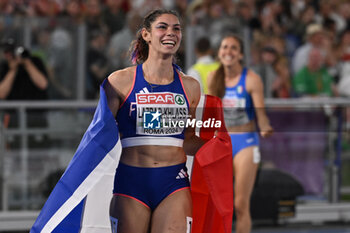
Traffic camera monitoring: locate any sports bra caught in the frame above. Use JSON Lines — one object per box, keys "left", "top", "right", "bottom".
{"left": 116, "top": 64, "right": 190, "bottom": 148}
{"left": 222, "top": 68, "right": 255, "bottom": 127}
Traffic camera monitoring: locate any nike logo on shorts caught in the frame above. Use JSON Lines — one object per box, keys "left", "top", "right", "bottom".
{"left": 246, "top": 138, "right": 254, "bottom": 143}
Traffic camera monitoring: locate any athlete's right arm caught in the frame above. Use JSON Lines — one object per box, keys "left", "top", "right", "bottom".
{"left": 105, "top": 67, "right": 135, "bottom": 117}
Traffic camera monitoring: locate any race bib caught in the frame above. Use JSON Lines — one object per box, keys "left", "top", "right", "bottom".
{"left": 222, "top": 97, "right": 249, "bottom": 126}
{"left": 136, "top": 92, "right": 189, "bottom": 136}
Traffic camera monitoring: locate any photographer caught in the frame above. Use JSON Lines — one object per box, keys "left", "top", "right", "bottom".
{"left": 0, "top": 39, "right": 48, "bottom": 100}
{"left": 0, "top": 39, "right": 49, "bottom": 129}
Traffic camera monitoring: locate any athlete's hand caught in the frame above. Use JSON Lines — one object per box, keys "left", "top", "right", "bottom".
{"left": 260, "top": 125, "right": 274, "bottom": 138}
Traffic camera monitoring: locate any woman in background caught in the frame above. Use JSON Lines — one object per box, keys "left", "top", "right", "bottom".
{"left": 208, "top": 34, "right": 273, "bottom": 233}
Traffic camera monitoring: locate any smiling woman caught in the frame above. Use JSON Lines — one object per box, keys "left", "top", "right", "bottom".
{"left": 104, "top": 9, "right": 204, "bottom": 233}
{"left": 208, "top": 35, "right": 274, "bottom": 233}
{"left": 130, "top": 10, "right": 182, "bottom": 65}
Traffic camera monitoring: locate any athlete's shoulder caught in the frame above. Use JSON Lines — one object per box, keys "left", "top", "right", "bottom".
{"left": 179, "top": 72, "right": 201, "bottom": 106}
{"left": 108, "top": 66, "right": 136, "bottom": 84}
{"left": 246, "top": 69, "right": 261, "bottom": 82}
{"left": 107, "top": 66, "right": 136, "bottom": 97}
{"left": 245, "top": 68, "right": 263, "bottom": 93}
{"left": 180, "top": 72, "right": 200, "bottom": 91}
{"left": 108, "top": 66, "right": 136, "bottom": 87}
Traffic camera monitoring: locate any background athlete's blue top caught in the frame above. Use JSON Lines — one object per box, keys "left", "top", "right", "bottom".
{"left": 222, "top": 68, "right": 255, "bottom": 127}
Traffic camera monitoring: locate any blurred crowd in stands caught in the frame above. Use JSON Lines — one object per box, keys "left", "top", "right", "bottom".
{"left": 0, "top": 0, "right": 350, "bottom": 101}
{"left": 2, "top": 1, "right": 350, "bottom": 210}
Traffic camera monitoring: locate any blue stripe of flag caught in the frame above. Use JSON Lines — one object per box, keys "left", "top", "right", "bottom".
{"left": 31, "top": 80, "right": 118, "bottom": 233}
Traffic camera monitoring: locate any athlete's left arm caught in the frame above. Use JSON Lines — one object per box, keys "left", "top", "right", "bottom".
{"left": 246, "top": 70, "right": 274, "bottom": 138}
{"left": 182, "top": 74, "right": 205, "bottom": 156}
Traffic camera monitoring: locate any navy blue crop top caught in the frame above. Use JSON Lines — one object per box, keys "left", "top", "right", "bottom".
{"left": 116, "top": 64, "right": 190, "bottom": 148}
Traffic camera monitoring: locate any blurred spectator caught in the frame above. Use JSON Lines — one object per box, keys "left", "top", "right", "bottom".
{"left": 293, "top": 47, "right": 335, "bottom": 97}
{"left": 252, "top": 46, "right": 278, "bottom": 98}
{"left": 101, "top": 0, "right": 127, "bottom": 36}
{"left": 47, "top": 26, "right": 74, "bottom": 99}
{"left": 186, "top": 36, "right": 219, "bottom": 94}
{"left": 258, "top": 0, "right": 284, "bottom": 37}
{"left": 337, "top": 29, "right": 350, "bottom": 131}
{"left": 236, "top": 1, "right": 260, "bottom": 31}
{"left": 290, "top": 0, "right": 307, "bottom": 19}
{"left": 172, "top": 0, "right": 189, "bottom": 68}
{"left": 106, "top": 10, "right": 142, "bottom": 71}
{"left": 173, "top": 0, "right": 188, "bottom": 21}
{"left": 290, "top": 4, "right": 316, "bottom": 43}
{"left": 0, "top": 38, "right": 48, "bottom": 128}
{"left": 271, "top": 57, "right": 291, "bottom": 98}
{"left": 322, "top": 29, "right": 338, "bottom": 77}
{"left": 86, "top": 30, "right": 109, "bottom": 99}
{"left": 84, "top": 0, "right": 108, "bottom": 38}
{"left": 0, "top": 0, "right": 15, "bottom": 15}
{"left": 315, "top": 0, "right": 346, "bottom": 34}
{"left": 323, "top": 17, "right": 337, "bottom": 37}
{"left": 267, "top": 35, "right": 288, "bottom": 56}
{"left": 30, "top": 27, "right": 72, "bottom": 100}
{"left": 187, "top": 0, "right": 207, "bottom": 26}
{"left": 337, "top": 29, "right": 350, "bottom": 97}
{"left": 275, "top": 0, "right": 294, "bottom": 27}
{"left": 0, "top": 0, "right": 27, "bottom": 16}
{"left": 31, "top": 27, "right": 52, "bottom": 66}
{"left": 206, "top": 1, "right": 229, "bottom": 45}
{"left": 292, "top": 23, "right": 327, "bottom": 75}
{"left": 63, "top": 0, "right": 85, "bottom": 25}
{"left": 201, "top": 1, "right": 240, "bottom": 49}
{"left": 337, "top": 1, "right": 350, "bottom": 30}
{"left": 27, "top": 0, "right": 61, "bottom": 17}
{"left": 131, "top": 0, "right": 163, "bottom": 17}
{"left": 0, "top": 38, "right": 48, "bottom": 100}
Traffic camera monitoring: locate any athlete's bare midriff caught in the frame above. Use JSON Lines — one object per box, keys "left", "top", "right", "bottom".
{"left": 120, "top": 145, "right": 187, "bottom": 167}
{"left": 226, "top": 120, "right": 256, "bottom": 134}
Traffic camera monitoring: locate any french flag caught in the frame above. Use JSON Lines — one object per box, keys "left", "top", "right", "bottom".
{"left": 31, "top": 80, "right": 121, "bottom": 233}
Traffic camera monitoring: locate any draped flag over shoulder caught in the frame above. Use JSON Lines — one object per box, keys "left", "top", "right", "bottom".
{"left": 31, "top": 80, "right": 121, "bottom": 233}
{"left": 192, "top": 95, "right": 234, "bottom": 233}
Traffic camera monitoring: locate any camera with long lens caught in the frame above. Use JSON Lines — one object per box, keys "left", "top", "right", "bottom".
{"left": 1, "top": 39, "right": 31, "bottom": 58}
{"left": 15, "top": 46, "right": 31, "bottom": 59}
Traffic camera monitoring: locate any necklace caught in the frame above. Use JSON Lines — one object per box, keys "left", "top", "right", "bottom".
{"left": 143, "top": 65, "right": 160, "bottom": 92}
{"left": 147, "top": 81, "right": 160, "bottom": 92}
{"left": 143, "top": 65, "right": 173, "bottom": 92}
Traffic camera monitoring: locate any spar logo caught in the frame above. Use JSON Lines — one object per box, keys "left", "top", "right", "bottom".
{"left": 137, "top": 93, "right": 175, "bottom": 104}
{"left": 143, "top": 111, "right": 161, "bottom": 129}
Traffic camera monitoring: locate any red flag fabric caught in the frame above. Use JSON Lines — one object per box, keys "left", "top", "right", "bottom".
{"left": 191, "top": 95, "right": 233, "bottom": 233}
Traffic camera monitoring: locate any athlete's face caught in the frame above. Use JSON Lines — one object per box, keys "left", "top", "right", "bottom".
{"left": 143, "top": 14, "right": 182, "bottom": 55}
{"left": 218, "top": 37, "right": 243, "bottom": 67}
